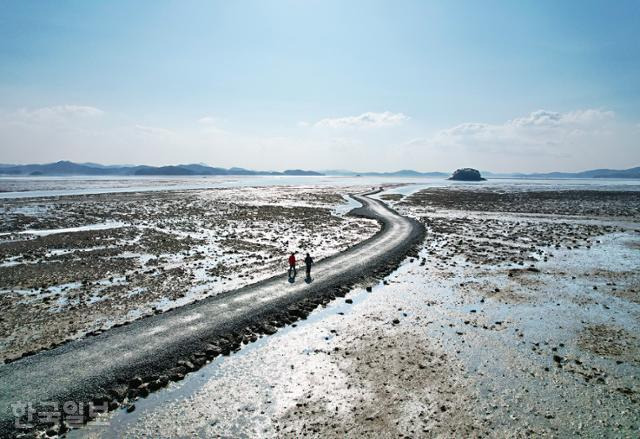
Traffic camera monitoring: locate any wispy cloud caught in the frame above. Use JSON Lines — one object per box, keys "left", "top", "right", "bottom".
{"left": 409, "top": 109, "right": 615, "bottom": 155}
{"left": 16, "top": 105, "right": 104, "bottom": 123}
{"left": 196, "top": 115, "right": 227, "bottom": 135}
{"left": 197, "top": 116, "right": 218, "bottom": 125}
{"left": 1, "top": 104, "right": 635, "bottom": 173}
{"left": 314, "top": 111, "right": 409, "bottom": 128}
{"left": 399, "top": 108, "right": 639, "bottom": 172}
{"left": 508, "top": 109, "right": 614, "bottom": 128}
{"left": 134, "top": 124, "right": 175, "bottom": 138}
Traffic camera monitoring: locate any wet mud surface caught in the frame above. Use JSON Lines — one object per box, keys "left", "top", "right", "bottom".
{"left": 0, "top": 187, "right": 378, "bottom": 363}
{"left": 0, "top": 187, "right": 426, "bottom": 438}
{"left": 69, "top": 185, "right": 640, "bottom": 438}
{"left": 2, "top": 184, "right": 640, "bottom": 438}
{"left": 404, "top": 187, "right": 640, "bottom": 217}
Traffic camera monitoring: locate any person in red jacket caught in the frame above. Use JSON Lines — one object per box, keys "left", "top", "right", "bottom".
{"left": 288, "top": 252, "right": 297, "bottom": 278}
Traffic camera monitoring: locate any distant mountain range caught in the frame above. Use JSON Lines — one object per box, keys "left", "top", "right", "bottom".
{"left": 506, "top": 167, "right": 640, "bottom": 179}
{"left": 321, "top": 169, "right": 449, "bottom": 177}
{"left": 0, "top": 161, "right": 323, "bottom": 177}
{"left": 0, "top": 161, "right": 638, "bottom": 179}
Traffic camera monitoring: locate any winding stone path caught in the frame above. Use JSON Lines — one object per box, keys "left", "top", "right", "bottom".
{"left": 0, "top": 191, "right": 424, "bottom": 436}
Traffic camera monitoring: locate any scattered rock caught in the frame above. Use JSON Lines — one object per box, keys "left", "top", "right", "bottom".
{"left": 177, "top": 360, "right": 196, "bottom": 371}
{"left": 128, "top": 376, "right": 143, "bottom": 388}
{"left": 263, "top": 325, "right": 277, "bottom": 335}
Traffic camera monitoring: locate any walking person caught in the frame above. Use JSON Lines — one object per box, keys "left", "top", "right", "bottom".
{"left": 304, "top": 253, "right": 314, "bottom": 280}
{"left": 288, "top": 252, "right": 297, "bottom": 279}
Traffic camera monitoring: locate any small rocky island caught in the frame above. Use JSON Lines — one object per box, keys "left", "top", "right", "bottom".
{"left": 448, "top": 168, "right": 486, "bottom": 181}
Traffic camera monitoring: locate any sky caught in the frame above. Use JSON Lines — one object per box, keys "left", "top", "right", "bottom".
{"left": 0, "top": 0, "right": 639, "bottom": 173}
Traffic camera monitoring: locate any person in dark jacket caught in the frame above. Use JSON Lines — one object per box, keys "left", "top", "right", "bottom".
{"left": 288, "top": 252, "right": 297, "bottom": 278}
{"left": 304, "top": 253, "right": 313, "bottom": 279}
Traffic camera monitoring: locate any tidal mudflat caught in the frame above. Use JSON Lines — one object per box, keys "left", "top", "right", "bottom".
{"left": 1, "top": 180, "right": 639, "bottom": 438}
{"left": 72, "top": 183, "right": 640, "bottom": 438}
{"left": 0, "top": 186, "right": 378, "bottom": 363}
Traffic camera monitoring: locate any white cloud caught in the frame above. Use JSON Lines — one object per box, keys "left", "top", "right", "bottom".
{"left": 134, "top": 124, "right": 175, "bottom": 138}
{"left": 314, "top": 111, "right": 409, "bottom": 128}
{"left": 403, "top": 108, "right": 638, "bottom": 172}
{"left": 16, "top": 105, "right": 104, "bottom": 123}
{"left": 0, "top": 104, "right": 636, "bottom": 173}
{"left": 422, "top": 109, "right": 616, "bottom": 154}
{"left": 508, "top": 109, "right": 613, "bottom": 128}
{"left": 196, "top": 115, "right": 227, "bottom": 135}
{"left": 197, "top": 116, "right": 217, "bottom": 125}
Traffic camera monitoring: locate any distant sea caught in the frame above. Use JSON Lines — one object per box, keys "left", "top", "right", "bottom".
{"left": 1, "top": 175, "right": 639, "bottom": 199}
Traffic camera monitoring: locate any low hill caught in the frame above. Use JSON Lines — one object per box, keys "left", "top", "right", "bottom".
{"left": 512, "top": 167, "right": 640, "bottom": 179}
{"left": 0, "top": 161, "right": 324, "bottom": 177}
{"left": 1, "top": 162, "right": 638, "bottom": 179}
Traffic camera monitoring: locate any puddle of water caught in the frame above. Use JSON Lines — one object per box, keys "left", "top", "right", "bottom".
{"left": 126, "top": 309, "right": 143, "bottom": 320}
{"left": 332, "top": 194, "right": 362, "bottom": 216}
{"left": 95, "top": 276, "right": 127, "bottom": 288}
{"left": 48, "top": 281, "right": 83, "bottom": 295}
{"left": 0, "top": 281, "right": 83, "bottom": 300}
{"left": 86, "top": 295, "right": 108, "bottom": 305}
{"left": 126, "top": 287, "right": 147, "bottom": 298}
{"left": 0, "top": 256, "right": 23, "bottom": 267}
{"left": 47, "top": 246, "right": 109, "bottom": 257}
{"left": 0, "top": 222, "right": 126, "bottom": 237}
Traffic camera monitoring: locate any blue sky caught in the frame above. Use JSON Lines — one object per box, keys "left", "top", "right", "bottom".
{"left": 1, "top": 0, "right": 638, "bottom": 172}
